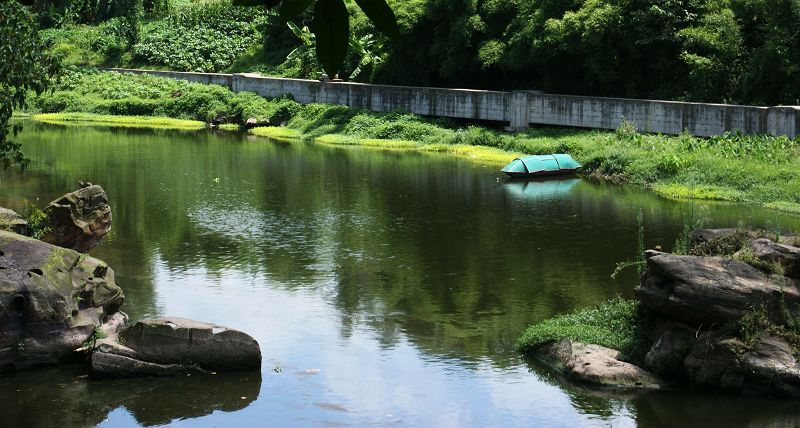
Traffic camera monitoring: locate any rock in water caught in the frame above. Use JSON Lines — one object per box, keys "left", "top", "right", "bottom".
{"left": 637, "top": 250, "right": 800, "bottom": 324}
{"left": 536, "top": 339, "right": 662, "bottom": 389}
{"left": 684, "top": 333, "right": 800, "bottom": 397}
{"left": 91, "top": 317, "right": 261, "bottom": 378}
{"left": 0, "top": 231, "right": 125, "bottom": 371}
{"left": 41, "top": 185, "right": 112, "bottom": 253}
{"left": 0, "top": 207, "right": 28, "bottom": 235}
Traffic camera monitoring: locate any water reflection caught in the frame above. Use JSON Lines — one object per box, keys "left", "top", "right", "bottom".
{"left": 503, "top": 177, "right": 580, "bottom": 201}
{"left": 0, "top": 366, "right": 260, "bottom": 427}
{"left": 2, "top": 123, "right": 800, "bottom": 426}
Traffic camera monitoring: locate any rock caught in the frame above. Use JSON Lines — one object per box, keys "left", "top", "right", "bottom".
{"left": 637, "top": 251, "right": 800, "bottom": 324}
{"left": 91, "top": 317, "right": 261, "bottom": 378}
{"left": 682, "top": 333, "right": 746, "bottom": 390}
{"left": 0, "top": 207, "right": 27, "bottom": 235}
{"left": 644, "top": 318, "right": 696, "bottom": 373}
{"left": 41, "top": 185, "right": 112, "bottom": 253}
{"left": 244, "top": 117, "right": 269, "bottom": 128}
{"left": 684, "top": 332, "right": 800, "bottom": 397}
{"left": 690, "top": 228, "right": 741, "bottom": 246}
{"left": 535, "top": 339, "right": 662, "bottom": 389}
{"left": 0, "top": 231, "right": 125, "bottom": 371}
{"left": 741, "top": 238, "right": 800, "bottom": 279}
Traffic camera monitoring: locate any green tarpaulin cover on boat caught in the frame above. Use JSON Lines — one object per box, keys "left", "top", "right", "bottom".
{"left": 501, "top": 154, "right": 581, "bottom": 174}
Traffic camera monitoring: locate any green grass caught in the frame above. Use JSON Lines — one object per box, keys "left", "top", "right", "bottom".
{"left": 249, "top": 126, "right": 302, "bottom": 139}
{"left": 517, "top": 297, "right": 650, "bottom": 363}
{"left": 651, "top": 183, "right": 745, "bottom": 201}
{"left": 311, "top": 134, "right": 526, "bottom": 165}
{"left": 217, "top": 123, "right": 241, "bottom": 131}
{"left": 33, "top": 113, "right": 206, "bottom": 130}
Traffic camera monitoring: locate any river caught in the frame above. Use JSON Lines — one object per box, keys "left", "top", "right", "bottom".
{"left": 2, "top": 123, "right": 800, "bottom": 427}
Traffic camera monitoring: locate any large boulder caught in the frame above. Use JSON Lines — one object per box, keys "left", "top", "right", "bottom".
{"left": 0, "top": 207, "right": 27, "bottom": 235}
{"left": 91, "top": 317, "right": 261, "bottom": 378}
{"left": 637, "top": 250, "right": 800, "bottom": 324}
{"left": 535, "top": 339, "right": 662, "bottom": 389}
{"left": 41, "top": 184, "right": 112, "bottom": 253}
{"left": 0, "top": 231, "right": 125, "bottom": 371}
{"left": 684, "top": 332, "right": 800, "bottom": 397}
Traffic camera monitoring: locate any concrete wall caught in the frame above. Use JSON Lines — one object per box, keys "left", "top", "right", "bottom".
{"left": 106, "top": 68, "right": 800, "bottom": 138}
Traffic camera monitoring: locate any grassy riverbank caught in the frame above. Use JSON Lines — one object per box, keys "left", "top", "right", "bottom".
{"left": 26, "top": 68, "right": 800, "bottom": 214}
{"left": 33, "top": 113, "right": 205, "bottom": 129}
{"left": 517, "top": 298, "right": 650, "bottom": 362}
{"left": 251, "top": 104, "right": 800, "bottom": 213}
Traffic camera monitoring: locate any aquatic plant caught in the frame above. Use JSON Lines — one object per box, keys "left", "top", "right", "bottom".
{"left": 610, "top": 209, "right": 646, "bottom": 280}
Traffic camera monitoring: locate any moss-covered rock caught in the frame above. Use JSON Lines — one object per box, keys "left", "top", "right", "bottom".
{"left": 0, "top": 230, "right": 124, "bottom": 371}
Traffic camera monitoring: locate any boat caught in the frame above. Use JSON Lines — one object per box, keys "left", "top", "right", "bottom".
{"left": 500, "top": 154, "right": 581, "bottom": 178}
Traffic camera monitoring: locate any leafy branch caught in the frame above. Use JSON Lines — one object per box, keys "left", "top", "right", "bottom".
{"left": 233, "top": 0, "right": 398, "bottom": 78}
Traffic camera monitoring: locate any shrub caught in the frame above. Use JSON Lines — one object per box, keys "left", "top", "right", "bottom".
{"left": 34, "top": 92, "right": 78, "bottom": 113}
{"left": 102, "top": 97, "right": 162, "bottom": 116}
{"left": 159, "top": 84, "right": 232, "bottom": 122}
{"left": 132, "top": 2, "right": 266, "bottom": 72}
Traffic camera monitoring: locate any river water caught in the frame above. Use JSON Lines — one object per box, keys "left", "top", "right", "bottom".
{"left": 2, "top": 123, "right": 800, "bottom": 427}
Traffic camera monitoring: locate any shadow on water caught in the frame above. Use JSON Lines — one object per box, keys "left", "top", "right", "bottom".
{"left": 0, "top": 365, "right": 261, "bottom": 427}
{"left": 525, "top": 357, "right": 800, "bottom": 427}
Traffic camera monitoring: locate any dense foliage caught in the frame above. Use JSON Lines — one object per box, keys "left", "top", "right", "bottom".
{"left": 31, "top": 68, "right": 300, "bottom": 123}
{"left": 35, "top": 0, "right": 800, "bottom": 104}
{"left": 133, "top": 2, "right": 266, "bottom": 72}
{"left": 40, "top": 17, "right": 132, "bottom": 66}
{"left": 0, "top": 0, "right": 58, "bottom": 168}
{"left": 374, "top": 0, "right": 800, "bottom": 105}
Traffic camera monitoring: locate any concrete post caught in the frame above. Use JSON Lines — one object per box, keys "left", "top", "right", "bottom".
{"left": 767, "top": 106, "right": 800, "bottom": 139}
{"left": 507, "top": 91, "right": 530, "bottom": 131}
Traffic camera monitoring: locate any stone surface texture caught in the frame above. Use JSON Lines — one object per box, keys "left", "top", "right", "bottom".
{"left": 41, "top": 185, "right": 112, "bottom": 253}
{"left": 537, "top": 339, "right": 662, "bottom": 389}
{"left": 91, "top": 317, "right": 261, "bottom": 378}
{"left": 0, "top": 231, "right": 124, "bottom": 370}
{"left": 637, "top": 250, "right": 800, "bottom": 324}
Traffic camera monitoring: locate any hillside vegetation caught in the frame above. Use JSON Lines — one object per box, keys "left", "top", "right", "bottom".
{"left": 35, "top": 0, "right": 800, "bottom": 105}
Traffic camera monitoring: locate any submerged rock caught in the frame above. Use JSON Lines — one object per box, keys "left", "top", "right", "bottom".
{"left": 0, "top": 207, "right": 27, "bottom": 235}
{"left": 0, "top": 231, "right": 125, "bottom": 371}
{"left": 91, "top": 317, "right": 261, "bottom": 378}
{"left": 536, "top": 339, "right": 662, "bottom": 389}
{"left": 637, "top": 250, "right": 800, "bottom": 324}
{"left": 41, "top": 185, "right": 112, "bottom": 253}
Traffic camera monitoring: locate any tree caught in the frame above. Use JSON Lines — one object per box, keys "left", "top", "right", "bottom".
{"left": 233, "top": 0, "right": 398, "bottom": 78}
{"left": 0, "top": 0, "right": 59, "bottom": 168}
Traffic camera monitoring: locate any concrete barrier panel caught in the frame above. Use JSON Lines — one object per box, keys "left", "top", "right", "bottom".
{"left": 105, "top": 68, "right": 799, "bottom": 138}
